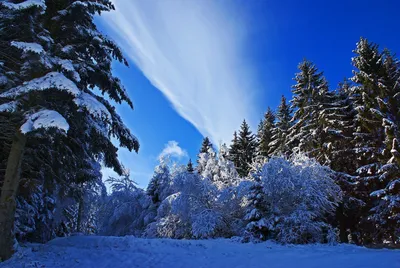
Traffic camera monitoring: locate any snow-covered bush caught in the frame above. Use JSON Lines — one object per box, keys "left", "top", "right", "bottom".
{"left": 98, "top": 172, "right": 154, "bottom": 236}
{"left": 245, "top": 154, "right": 342, "bottom": 244}
{"left": 148, "top": 149, "right": 247, "bottom": 239}
{"left": 153, "top": 169, "right": 220, "bottom": 239}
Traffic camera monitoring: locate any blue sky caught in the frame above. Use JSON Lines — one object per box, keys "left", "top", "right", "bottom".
{"left": 98, "top": 0, "right": 400, "bottom": 188}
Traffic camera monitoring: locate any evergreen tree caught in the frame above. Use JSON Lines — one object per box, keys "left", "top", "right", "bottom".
{"left": 325, "top": 80, "right": 357, "bottom": 173}
{"left": 199, "top": 137, "right": 213, "bottom": 154}
{"left": 0, "top": 0, "right": 139, "bottom": 259}
{"left": 289, "top": 60, "right": 328, "bottom": 155}
{"left": 257, "top": 107, "right": 275, "bottom": 158}
{"left": 197, "top": 137, "right": 213, "bottom": 173}
{"left": 269, "top": 96, "right": 292, "bottom": 157}
{"left": 244, "top": 181, "right": 268, "bottom": 242}
{"left": 235, "top": 120, "right": 257, "bottom": 177}
{"left": 345, "top": 38, "right": 400, "bottom": 244}
{"left": 186, "top": 159, "right": 194, "bottom": 173}
{"left": 288, "top": 59, "right": 338, "bottom": 165}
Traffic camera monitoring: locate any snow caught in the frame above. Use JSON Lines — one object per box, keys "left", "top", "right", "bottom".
{"left": 1, "top": 0, "right": 45, "bottom": 10}
{"left": 0, "top": 72, "right": 80, "bottom": 98}
{"left": 1, "top": 236, "right": 399, "bottom": 268}
{"left": 56, "top": 59, "right": 81, "bottom": 82}
{"left": 0, "top": 101, "right": 18, "bottom": 112}
{"left": 20, "top": 110, "right": 69, "bottom": 134}
{"left": 62, "top": 45, "right": 74, "bottom": 53}
{"left": 10, "top": 41, "right": 44, "bottom": 54}
{"left": 74, "top": 92, "right": 111, "bottom": 121}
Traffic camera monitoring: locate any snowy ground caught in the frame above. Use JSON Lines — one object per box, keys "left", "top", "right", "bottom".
{"left": 1, "top": 236, "right": 399, "bottom": 268}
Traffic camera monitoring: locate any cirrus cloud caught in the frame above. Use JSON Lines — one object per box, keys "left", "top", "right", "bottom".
{"left": 101, "top": 0, "right": 259, "bottom": 144}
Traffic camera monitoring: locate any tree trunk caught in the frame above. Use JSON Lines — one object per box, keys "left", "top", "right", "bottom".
{"left": 0, "top": 131, "right": 26, "bottom": 261}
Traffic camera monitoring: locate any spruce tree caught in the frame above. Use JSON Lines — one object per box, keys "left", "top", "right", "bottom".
{"left": 186, "top": 159, "right": 194, "bottom": 173}
{"left": 0, "top": 0, "right": 139, "bottom": 259}
{"left": 229, "top": 131, "right": 240, "bottom": 171}
{"left": 257, "top": 107, "right": 275, "bottom": 158}
{"left": 197, "top": 137, "right": 214, "bottom": 173}
{"left": 366, "top": 49, "right": 400, "bottom": 244}
{"left": 199, "top": 137, "right": 213, "bottom": 154}
{"left": 346, "top": 38, "right": 400, "bottom": 244}
{"left": 288, "top": 59, "right": 337, "bottom": 165}
{"left": 269, "top": 96, "right": 292, "bottom": 157}
{"left": 235, "top": 120, "right": 257, "bottom": 177}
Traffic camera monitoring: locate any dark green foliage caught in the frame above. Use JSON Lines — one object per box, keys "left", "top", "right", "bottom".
{"left": 234, "top": 120, "right": 257, "bottom": 177}
{"left": 187, "top": 159, "right": 194, "bottom": 173}
{"left": 269, "top": 96, "right": 292, "bottom": 157}
{"left": 0, "top": 0, "right": 139, "bottom": 247}
{"left": 288, "top": 59, "right": 331, "bottom": 158}
{"left": 257, "top": 107, "right": 275, "bottom": 158}
{"left": 199, "top": 137, "right": 213, "bottom": 154}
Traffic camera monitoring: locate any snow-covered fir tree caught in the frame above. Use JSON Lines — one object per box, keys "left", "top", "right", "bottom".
{"left": 257, "top": 107, "right": 275, "bottom": 159}
{"left": 228, "top": 131, "right": 241, "bottom": 172}
{"left": 186, "top": 159, "right": 195, "bottom": 173}
{"left": 234, "top": 120, "right": 257, "bottom": 177}
{"left": 288, "top": 59, "right": 331, "bottom": 161}
{"left": 346, "top": 38, "right": 400, "bottom": 244}
{"left": 0, "top": 0, "right": 138, "bottom": 260}
{"left": 197, "top": 137, "right": 213, "bottom": 173}
{"left": 199, "top": 137, "right": 213, "bottom": 154}
{"left": 269, "top": 95, "right": 292, "bottom": 157}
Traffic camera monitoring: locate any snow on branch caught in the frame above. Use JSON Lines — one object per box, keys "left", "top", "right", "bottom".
{"left": 11, "top": 41, "right": 44, "bottom": 54}
{"left": 1, "top": 0, "right": 45, "bottom": 10}
{"left": 20, "top": 110, "right": 69, "bottom": 134}
{"left": 74, "top": 92, "right": 111, "bottom": 121}
{"left": 0, "top": 72, "right": 80, "bottom": 98}
{"left": 0, "top": 101, "right": 18, "bottom": 112}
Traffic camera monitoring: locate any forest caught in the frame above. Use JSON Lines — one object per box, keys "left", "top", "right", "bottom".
{"left": 0, "top": 0, "right": 399, "bottom": 262}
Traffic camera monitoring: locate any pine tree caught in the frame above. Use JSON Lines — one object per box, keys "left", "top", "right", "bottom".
{"left": 372, "top": 139, "right": 400, "bottom": 244}
{"left": 257, "top": 107, "right": 275, "bottom": 158}
{"left": 235, "top": 120, "right": 257, "bottom": 177}
{"left": 349, "top": 38, "right": 385, "bottom": 178}
{"left": 325, "top": 80, "right": 357, "bottom": 173}
{"left": 244, "top": 181, "right": 268, "bottom": 242}
{"left": 366, "top": 49, "right": 400, "bottom": 244}
{"left": 197, "top": 137, "right": 214, "bottom": 173}
{"left": 288, "top": 59, "right": 337, "bottom": 164}
{"left": 0, "top": 0, "right": 139, "bottom": 259}
{"left": 289, "top": 60, "right": 328, "bottom": 156}
{"left": 345, "top": 38, "right": 400, "bottom": 244}
{"left": 186, "top": 159, "right": 194, "bottom": 173}
{"left": 269, "top": 96, "right": 292, "bottom": 157}
{"left": 199, "top": 137, "right": 213, "bottom": 154}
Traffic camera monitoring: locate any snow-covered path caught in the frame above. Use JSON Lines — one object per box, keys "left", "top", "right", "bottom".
{"left": 1, "top": 236, "right": 399, "bottom": 268}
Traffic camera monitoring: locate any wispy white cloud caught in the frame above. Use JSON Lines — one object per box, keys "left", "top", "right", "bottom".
{"left": 102, "top": 0, "right": 259, "bottom": 144}
{"left": 158, "top": 140, "right": 188, "bottom": 160}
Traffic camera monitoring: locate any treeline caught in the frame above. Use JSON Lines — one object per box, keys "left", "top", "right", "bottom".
{"left": 225, "top": 38, "right": 400, "bottom": 245}
{"left": 103, "top": 37, "right": 399, "bottom": 246}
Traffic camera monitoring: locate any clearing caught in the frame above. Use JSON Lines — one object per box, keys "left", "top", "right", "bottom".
{"left": 1, "top": 236, "right": 399, "bottom": 268}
